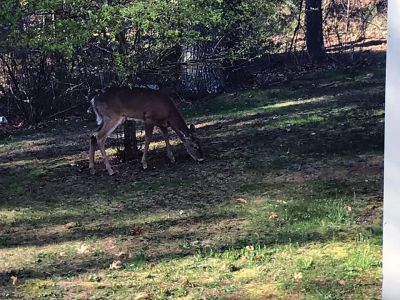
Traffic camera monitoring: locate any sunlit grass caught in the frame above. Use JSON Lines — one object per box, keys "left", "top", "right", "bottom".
{"left": 12, "top": 237, "right": 380, "bottom": 299}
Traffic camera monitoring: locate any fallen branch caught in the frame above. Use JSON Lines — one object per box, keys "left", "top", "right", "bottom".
{"left": 289, "top": 0, "right": 304, "bottom": 54}
{"left": 45, "top": 103, "right": 86, "bottom": 121}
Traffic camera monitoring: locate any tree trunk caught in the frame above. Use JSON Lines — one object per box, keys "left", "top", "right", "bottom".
{"left": 179, "top": 42, "right": 224, "bottom": 98}
{"left": 113, "top": 9, "right": 139, "bottom": 161}
{"left": 305, "top": 0, "right": 325, "bottom": 61}
{"left": 123, "top": 119, "right": 139, "bottom": 161}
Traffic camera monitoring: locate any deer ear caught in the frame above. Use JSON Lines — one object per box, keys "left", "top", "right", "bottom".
{"left": 189, "top": 124, "right": 196, "bottom": 133}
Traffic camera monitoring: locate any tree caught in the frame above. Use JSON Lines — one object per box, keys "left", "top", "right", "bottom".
{"left": 305, "top": 0, "right": 325, "bottom": 61}
{"left": 0, "top": 0, "right": 289, "bottom": 123}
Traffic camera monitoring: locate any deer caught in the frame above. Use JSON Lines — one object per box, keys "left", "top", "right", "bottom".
{"left": 89, "top": 86, "right": 204, "bottom": 175}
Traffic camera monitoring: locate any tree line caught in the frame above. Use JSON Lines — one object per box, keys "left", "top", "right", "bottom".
{"left": 0, "top": 0, "right": 385, "bottom": 123}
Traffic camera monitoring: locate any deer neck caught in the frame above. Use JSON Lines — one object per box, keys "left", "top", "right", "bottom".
{"left": 168, "top": 111, "right": 191, "bottom": 141}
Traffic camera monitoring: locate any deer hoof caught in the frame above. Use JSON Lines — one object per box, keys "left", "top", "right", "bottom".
{"left": 142, "top": 162, "right": 148, "bottom": 170}
{"left": 107, "top": 169, "right": 115, "bottom": 176}
{"left": 89, "top": 168, "right": 96, "bottom": 175}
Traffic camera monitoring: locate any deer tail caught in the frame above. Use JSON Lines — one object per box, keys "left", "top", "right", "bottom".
{"left": 90, "top": 97, "right": 103, "bottom": 126}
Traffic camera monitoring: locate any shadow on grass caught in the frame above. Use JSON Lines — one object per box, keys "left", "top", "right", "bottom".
{"left": 0, "top": 72, "right": 384, "bottom": 221}
{"left": 0, "top": 211, "right": 238, "bottom": 249}
{"left": 0, "top": 209, "right": 370, "bottom": 285}
{"left": 182, "top": 65, "right": 385, "bottom": 120}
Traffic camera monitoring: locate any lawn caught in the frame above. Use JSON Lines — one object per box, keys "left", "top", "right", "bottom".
{"left": 0, "top": 65, "right": 384, "bottom": 299}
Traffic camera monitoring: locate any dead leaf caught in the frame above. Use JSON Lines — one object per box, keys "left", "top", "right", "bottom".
{"left": 258, "top": 266, "right": 269, "bottom": 272}
{"left": 10, "top": 275, "right": 17, "bottom": 285}
{"left": 268, "top": 212, "right": 278, "bottom": 220}
{"left": 226, "top": 263, "right": 240, "bottom": 272}
{"left": 235, "top": 198, "right": 247, "bottom": 204}
{"left": 245, "top": 245, "right": 254, "bottom": 251}
{"left": 130, "top": 226, "right": 143, "bottom": 235}
{"left": 317, "top": 81, "right": 340, "bottom": 88}
{"left": 339, "top": 279, "right": 346, "bottom": 286}
{"left": 216, "top": 173, "right": 225, "bottom": 179}
{"left": 64, "top": 222, "right": 78, "bottom": 229}
{"left": 116, "top": 252, "right": 130, "bottom": 260}
{"left": 109, "top": 260, "right": 123, "bottom": 270}
{"left": 105, "top": 238, "right": 117, "bottom": 251}
{"left": 293, "top": 272, "right": 303, "bottom": 282}
{"left": 135, "top": 292, "right": 150, "bottom": 300}
{"left": 201, "top": 239, "right": 212, "bottom": 247}
{"left": 77, "top": 244, "right": 90, "bottom": 254}
{"left": 179, "top": 278, "right": 190, "bottom": 286}
{"left": 113, "top": 202, "right": 126, "bottom": 212}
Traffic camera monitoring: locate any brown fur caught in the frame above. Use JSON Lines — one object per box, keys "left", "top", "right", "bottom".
{"left": 89, "top": 87, "right": 203, "bottom": 175}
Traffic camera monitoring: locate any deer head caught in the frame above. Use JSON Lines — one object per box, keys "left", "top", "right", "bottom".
{"left": 180, "top": 124, "right": 204, "bottom": 162}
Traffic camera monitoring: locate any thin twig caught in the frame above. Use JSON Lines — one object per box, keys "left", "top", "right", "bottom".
{"left": 45, "top": 103, "right": 85, "bottom": 120}
{"left": 289, "top": 0, "right": 304, "bottom": 54}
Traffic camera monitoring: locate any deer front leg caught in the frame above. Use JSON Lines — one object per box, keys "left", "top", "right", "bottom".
{"left": 159, "top": 126, "right": 175, "bottom": 163}
{"left": 98, "top": 138, "right": 115, "bottom": 176}
{"left": 142, "top": 123, "right": 154, "bottom": 170}
{"left": 89, "top": 135, "right": 97, "bottom": 175}
{"left": 94, "top": 116, "right": 123, "bottom": 176}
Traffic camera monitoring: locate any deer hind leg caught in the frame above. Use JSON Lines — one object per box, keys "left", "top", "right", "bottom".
{"left": 89, "top": 122, "right": 104, "bottom": 175}
{"left": 89, "top": 134, "right": 98, "bottom": 175}
{"left": 159, "top": 126, "right": 175, "bottom": 163}
{"left": 94, "top": 116, "right": 123, "bottom": 176}
{"left": 141, "top": 122, "right": 155, "bottom": 170}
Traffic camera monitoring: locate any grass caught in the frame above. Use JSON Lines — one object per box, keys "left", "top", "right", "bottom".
{"left": 0, "top": 64, "right": 384, "bottom": 299}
